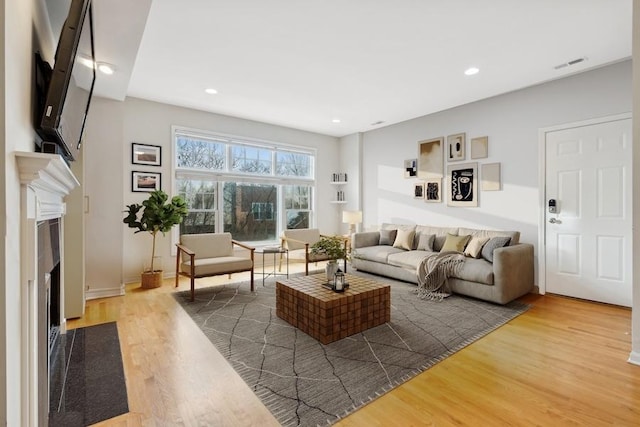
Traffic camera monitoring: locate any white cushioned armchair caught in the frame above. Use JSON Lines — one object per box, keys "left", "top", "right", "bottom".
{"left": 175, "top": 232, "right": 255, "bottom": 301}
{"left": 280, "top": 228, "right": 347, "bottom": 275}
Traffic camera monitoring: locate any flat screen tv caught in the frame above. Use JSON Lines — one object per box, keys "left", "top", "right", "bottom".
{"left": 39, "top": 0, "right": 95, "bottom": 162}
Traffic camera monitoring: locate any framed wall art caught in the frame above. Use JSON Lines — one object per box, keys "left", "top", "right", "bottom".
{"left": 481, "top": 162, "right": 501, "bottom": 191}
{"left": 446, "top": 133, "right": 466, "bottom": 162}
{"left": 425, "top": 179, "right": 441, "bottom": 203}
{"left": 470, "top": 136, "right": 489, "bottom": 159}
{"left": 417, "top": 137, "right": 444, "bottom": 178}
{"left": 404, "top": 158, "right": 417, "bottom": 178}
{"left": 447, "top": 162, "right": 478, "bottom": 207}
{"left": 132, "top": 143, "right": 162, "bottom": 166}
{"left": 413, "top": 182, "right": 425, "bottom": 199}
{"left": 132, "top": 171, "right": 161, "bottom": 193}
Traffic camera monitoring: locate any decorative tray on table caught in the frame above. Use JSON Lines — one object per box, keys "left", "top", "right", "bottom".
{"left": 321, "top": 282, "right": 349, "bottom": 293}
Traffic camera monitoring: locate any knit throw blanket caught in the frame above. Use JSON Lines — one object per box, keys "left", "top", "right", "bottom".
{"left": 416, "top": 251, "right": 465, "bottom": 301}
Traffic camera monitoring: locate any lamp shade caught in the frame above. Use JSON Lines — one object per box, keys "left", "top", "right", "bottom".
{"left": 342, "top": 210, "right": 362, "bottom": 224}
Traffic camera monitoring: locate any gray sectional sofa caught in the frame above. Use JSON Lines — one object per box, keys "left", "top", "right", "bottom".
{"left": 350, "top": 223, "right": 534, "bottom": 304}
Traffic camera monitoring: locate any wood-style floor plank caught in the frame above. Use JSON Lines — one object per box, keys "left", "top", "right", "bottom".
{"left": 68, "top": 264, "right": 640, "bottom": 427}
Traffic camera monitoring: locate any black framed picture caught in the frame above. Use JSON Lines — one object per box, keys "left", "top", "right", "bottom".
{"left": 132, "top": 143, "right": 161, "bottom": 166}
{"left": 132, "top": 171, "right": 161, "bottom": 193}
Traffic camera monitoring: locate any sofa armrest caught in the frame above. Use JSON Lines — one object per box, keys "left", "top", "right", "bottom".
{"left": 493, "top": 243, "right": 534, "bottom": 304}
{"left": 352, "top": 231, "right": 380, "bottom": 249}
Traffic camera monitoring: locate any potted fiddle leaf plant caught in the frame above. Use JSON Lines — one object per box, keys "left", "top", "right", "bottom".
{"left": 123, "top": 190, "right": 188, "bottom": 288}
{"left": 311, "top": 235, "right": 348, "bottom": 281}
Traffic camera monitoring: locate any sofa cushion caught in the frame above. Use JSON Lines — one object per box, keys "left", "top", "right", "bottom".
{"left": 464, "top": 236, "right": 490, "bottom": 258}
{"left": 481, "top": 236, "right": 512, "bottom": 262}
{"left": 379, "top": 229, "right": 397, "bottom": 245}
{"left": 352, "top": 245, "right": 404, "bottom": 263}
{"left": 415, "top": 225, "right": 459, "bottom": 251}
{"left": 458, "top": 227, "right": 520, "bottom": 246}
{"left": 393, "top": 228, "right": 415, "bottom": 250}
{"left": 387, "top": 250, "right": 434, "bottom": 270}
{"left": 181, "top": 256, "right": 252, "bottom": 276}
{"left": 441, "top": 234, "right": 471, "bottom": 252}
{"left": 180, "top": 233, "right": 233, "bottom": 259}
{"left": 416, "top": 233, "right": 435, "bottom": 251}
{"left": 455, "top": 258, "right": 494, "bottom": 285}
{"left": 282, "top": 228, "right": 321, "bottom": 250}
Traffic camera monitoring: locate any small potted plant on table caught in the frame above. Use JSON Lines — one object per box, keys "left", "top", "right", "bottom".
{"left": 311, "top": 235, "right": 348, "bottom": 281}
{"left": 123, "top": 190, "right": 188, "bottom": 288}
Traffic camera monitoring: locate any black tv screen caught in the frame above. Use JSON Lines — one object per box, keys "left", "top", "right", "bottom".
{"left": 39, "top": 0, "right": 95, "bottom": 162}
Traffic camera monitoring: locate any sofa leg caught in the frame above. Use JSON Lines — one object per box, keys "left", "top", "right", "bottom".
{"left": 250, "top": 269, "right": 255, "bottom": 292}
{"left": 190, "top": 276, "right": 195, "bottom": 302}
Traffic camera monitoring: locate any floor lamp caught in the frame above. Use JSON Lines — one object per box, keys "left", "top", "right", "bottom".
{"left": 342, "top": 210, "right": 362, "bottom": 236}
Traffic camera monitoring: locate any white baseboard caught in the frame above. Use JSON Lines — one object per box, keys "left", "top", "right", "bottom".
{"left": 627, "top": 351, "right": 640, "bottom": 366}
{"left": 86, "top": 284, "right": 125, "bottom": 300}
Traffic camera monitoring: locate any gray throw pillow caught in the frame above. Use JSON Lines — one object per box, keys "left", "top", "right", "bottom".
{"left": 481, "top": 236, "right": 511, "bottom": 263}
{"left": 379, "top": 229, "right": 397, "bottom": 246}
{"left": 416, "top": 233, "right": 435, "bottom": 251}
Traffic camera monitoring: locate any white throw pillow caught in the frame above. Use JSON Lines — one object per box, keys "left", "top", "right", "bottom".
{"left": 464, "top": 236, "right": 490, "bottom": 258}
{"left": 393, "top": 228, "right": 415, "bottom": 250}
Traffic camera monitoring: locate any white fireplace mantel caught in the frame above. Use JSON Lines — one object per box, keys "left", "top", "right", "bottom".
{"left": 15, "top": 151, "right": 79, "bottom": 426}
{"left": 15, "top": 151, "right": 80, "bottom": 220}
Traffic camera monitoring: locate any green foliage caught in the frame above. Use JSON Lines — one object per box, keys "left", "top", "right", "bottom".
{"left": 123, "top": 190, "right": 189, "bottom": 272}
{"left": 310, "top": 236, "right": 347, "bottom": 260}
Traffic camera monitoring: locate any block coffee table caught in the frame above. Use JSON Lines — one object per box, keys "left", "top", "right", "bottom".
{"left": 276, "top": 273, "right": 391, "bottom": 344}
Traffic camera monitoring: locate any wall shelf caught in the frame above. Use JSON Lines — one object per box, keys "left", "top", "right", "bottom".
{"left": 330, "top": 200, "right": 348, "bottom": 204}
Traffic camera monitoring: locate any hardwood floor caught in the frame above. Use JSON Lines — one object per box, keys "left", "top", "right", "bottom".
{"left": 69, "top": 265, "right": 640, "bottom": 426}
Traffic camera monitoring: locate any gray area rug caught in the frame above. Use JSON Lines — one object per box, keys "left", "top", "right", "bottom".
{"left": 49, "top": 322, "right": 129, "bottom": 426}
{"left": 173, "top": 272, "right": 528, "bottom": 427}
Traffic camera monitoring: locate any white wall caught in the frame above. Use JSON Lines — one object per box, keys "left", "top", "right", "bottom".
{"left": 360, "top": 60, "right": 632, "bottom": 285}
{"left": 83, "top": 96, "right": 339, "bottom": 286}
{"left": 1, "top": 0, "right": 51, "bottom": 424}
{"left": 631, "top": 0, "right": 640, "bottom": 364}
{"left": 83, "top": 97, "right": 125, "bottom": 299}
{"left": 338, "top": 132, "right": 363, "bottom": 233}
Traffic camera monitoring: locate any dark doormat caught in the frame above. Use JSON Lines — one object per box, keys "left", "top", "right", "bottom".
{"left": 49, "top": 322, "right": 129, "bottom": 426}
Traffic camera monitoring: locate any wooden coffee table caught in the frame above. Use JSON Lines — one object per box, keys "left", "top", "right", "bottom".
{"left": 276, "top": 273, "right": 391, "bottom": 344}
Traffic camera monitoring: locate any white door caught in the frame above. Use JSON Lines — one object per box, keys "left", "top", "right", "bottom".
{"left": 545, "top": 118, "right": 632, "bottom": 307}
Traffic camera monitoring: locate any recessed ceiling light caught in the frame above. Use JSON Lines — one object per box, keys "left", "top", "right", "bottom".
{"left": 205, "top": 88, "right": 218, "bottom": 95}
{"left": 464, "top": 67, "right": 480, "bottom": 76}
{"left": 332, "top": 118, "right": 341, "bottom": 123}
{"left": 97, "top": 62, "right": 115, "bottom": 75}
{"left": 77, "top": 55, "right": 94, "bottom": 69}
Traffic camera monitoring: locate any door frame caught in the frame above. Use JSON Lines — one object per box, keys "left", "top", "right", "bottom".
{"left": 537, "top": 112, "right": 632, "bottom": 295}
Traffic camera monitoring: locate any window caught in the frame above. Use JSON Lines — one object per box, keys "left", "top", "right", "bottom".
{"left": 176, "top": 179, "right": 217, "bottom": 234}
{"left": 174, "top": 128, "right": 315, "bottom": 243}
{"left": 284, "top": 185, "right": 311, "bottom": 229}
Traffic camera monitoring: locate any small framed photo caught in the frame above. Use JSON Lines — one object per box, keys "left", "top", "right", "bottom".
{"left": 132, "top": 171, "right": 161, "bottom": 193}
{"left": 470, "top": 136, "right": 489, "bottom": 159}
{"left": 425, "top": 179, "right": 442, "bottom": 203}
{"left": 132, "top": 143, "right": 162, "bottom": 166}
{"left": 413, "top": 182, "right": 425, "bottom": 199}
{"left": 447, "top": 133, "right": 466, "bottom": 162}
{"left": 404, "top": 158, "right": 417, "bottom": 178}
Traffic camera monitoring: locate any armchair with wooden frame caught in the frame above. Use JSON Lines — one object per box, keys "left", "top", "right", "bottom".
{"left": 175, "top": 232, "right": 255, "bottom": 301}
{"left": 279, "top": 228, "right": 347, "bottom": 275}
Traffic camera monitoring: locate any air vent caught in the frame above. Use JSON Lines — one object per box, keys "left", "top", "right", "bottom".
{"left": 554, "top": 57, "right": 588, "bottom": 70}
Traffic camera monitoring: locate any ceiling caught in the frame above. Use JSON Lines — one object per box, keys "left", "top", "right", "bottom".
{"left": 84, "top": 0, "right": 632, "bottom": 137}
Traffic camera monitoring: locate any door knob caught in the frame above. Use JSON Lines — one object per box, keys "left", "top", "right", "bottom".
{"left": 549, "top": 218, "right": 561, "bottom": 224}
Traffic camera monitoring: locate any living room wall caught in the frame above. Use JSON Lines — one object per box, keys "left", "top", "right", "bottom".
{"left": 359, "top": 60, "right": 632, "bottom": 286}
{"left": 83, "top": 96, "right": 340, "bottom": 288}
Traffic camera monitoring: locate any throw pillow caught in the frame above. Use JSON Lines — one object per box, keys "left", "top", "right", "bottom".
{"left": 416, "top": 233, "right": 435, "bottom": 251}
{"left": 379, "top": 229, "right": 397, "bottom": 246}
{"left": 481, "top": 236, "right": 512, "bottom": 263}
{"left": 440, "top": 234, "right": 471, "bottom": 252}
{"left": 393, "top": 228, "right": 415, "bottom": 250}
{"left": 464, "top": 236, "right": 490, "bottom": 258}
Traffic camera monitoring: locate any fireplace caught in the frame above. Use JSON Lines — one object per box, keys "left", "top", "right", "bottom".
{"left": 38, "top": 219, "right": 62, "bottom": 363}
{"left": 16, "top": 152, "right": 79, "bottom": 427}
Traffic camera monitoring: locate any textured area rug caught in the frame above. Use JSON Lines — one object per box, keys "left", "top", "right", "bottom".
{"left": 49, "top": 322, "right": 129, "bottom": 426}
{"left": 174, "top": 274, "right": 528, "bottom": 427}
